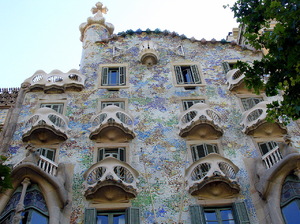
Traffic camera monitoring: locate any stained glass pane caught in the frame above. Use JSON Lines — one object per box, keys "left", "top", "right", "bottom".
{"left": 204, "top": 210, "right": 217, "bottom": 220}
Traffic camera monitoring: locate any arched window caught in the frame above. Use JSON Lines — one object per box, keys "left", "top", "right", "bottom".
{"left": 281, "top": 173, "right": 300, "bottom": 224}
{"left": 0, "top": 181, "right": 48, "bottom": 224}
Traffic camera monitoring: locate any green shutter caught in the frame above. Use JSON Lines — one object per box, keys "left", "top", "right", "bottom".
{"left": 175, "top": 66, "right": 184, "bottom": 84}
{"left": 119, "top": 67, "right": 126, "bottom": 85}
{"left": 126, "top": 207, "right": 140, "bottom": 224}
{"left": 102, "top": 67, "right": 109, "bottom": 86}
{"left": 233, "top": 202, "right": 250, "bottom": 224}
{"left": 221, "top": 62, "right": 231, "bottom": 74}
{"left": 84, "top": 208, "right": 97, "bottom": 224}
{"left": 190, "top": 205, "right": 206, "bottom": 224}
{"left": 191, "top": 65, "right": 201, "bottom": 84}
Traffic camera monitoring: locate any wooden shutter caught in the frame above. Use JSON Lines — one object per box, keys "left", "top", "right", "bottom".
{"left": 190, "top": 205, "right": 206, "bottom": 224}
{"left": 84, "top": 208, "right": 97, "bottom": 224}
{"left": 102, "top": 67, "right": 109, "bottom": 86}
{"left": 126, "top": 207, "right": 140, "bottom": 224}
{"left": 175, "top": 66, "right": 184, "bottom": 84}
{"left": 222, "top": 62, "right": 231, "bottom": 74}
{"left": 119, "top": 67, "right": 126, "bottom": 85}
{"left": 233, "top": 202, "right": 250, "bottom": 224}
{"left": 191, "top": 65, "right": 201, "bottom": 84}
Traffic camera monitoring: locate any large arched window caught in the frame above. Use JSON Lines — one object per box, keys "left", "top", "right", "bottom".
{"left": 281, "top": 173, "right": 300, "bottom": 224}
{"left": 0, "top": 181, "right": 48, "bottom": 224}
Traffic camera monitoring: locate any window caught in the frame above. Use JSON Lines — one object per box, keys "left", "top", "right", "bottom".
{"left": 37, "top": 148, "right": 56, "bottom": 161}
{"left": 84, "top": 207, "right": 140, "bottom": 224}
{"left": 97, "top": 211, "right": 125, "bottom": 224}
{"left": 40, "top": 103, "right": 64, "bottom": 114}
{"left": 204, "top": 207, "right": 236, "bottom": 224}
{"left": 190, "top": 202, "right": 250, "bottom": 224}
{"left": 98, "top": 148, "right": 126, "bottom": 162}
{"left": 174, "top": 64, "right": 202, "bottom": 86}
{"left": 258, "top": 141, "right": 278, "bottom": 156}
{"left": 101, "top": 66, "right": 126, "bottom": 87}
{"left": 182, "top": 99, "right": 205, "bottom": 110}
{"left": 0, "top": 185, "right": 48, "bottom": 224}
{"left": 191, "top": 143, "right": 218, "bottom": 162}
{"left": 241, "top": 97, "right": 263, "bottom": 111}
{"left": 281, "top": 174, "right": 300, "bottom": 224}
{"left": 221, "top": 62, "right": 236, "bottom": 74}
{"left": 101, "top": 101, "right": 125, "bottom": 110}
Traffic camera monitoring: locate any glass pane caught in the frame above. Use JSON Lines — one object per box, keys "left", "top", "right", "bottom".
{"left": 197, "top": 145, "right": 206, "bottom": 158}
{"left": 97, "top": 215, "right": 109, "bottom": 224}
{"left": 204, "top": 210, "right": 217, "bottom": 221}
{"left": 259, "top": 143, "right": 269, "bottom": 155}
{"left": 108, "top": 69, "right": 119, "bottom": 85}
{"left": 113, "top": 214, "right": 125, "bottom": 224}
{"left": 220, "top": 209, "right": 234, "bottom": 220}
{"left": 282, "top": 200, "right": 300, "bottom": 224}
{"left": 30, "top": 210, "right": 48, "bottom": 224}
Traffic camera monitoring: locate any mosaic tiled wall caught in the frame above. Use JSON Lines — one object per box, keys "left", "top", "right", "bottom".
{"left": 7, "top": 31, "right": 300, "bottom": 224}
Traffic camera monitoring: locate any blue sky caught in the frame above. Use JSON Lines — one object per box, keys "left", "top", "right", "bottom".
{"left": 0, "top": 0, "right": 238, "bottom": 88}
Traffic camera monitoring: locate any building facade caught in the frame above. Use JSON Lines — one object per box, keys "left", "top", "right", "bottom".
{"left": 0, "top": 2, "right": 299, "bottom": 224}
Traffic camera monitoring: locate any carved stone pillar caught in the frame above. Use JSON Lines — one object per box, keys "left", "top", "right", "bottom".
{"left": 12, "top": 178, "right": 31, "bottom": 224}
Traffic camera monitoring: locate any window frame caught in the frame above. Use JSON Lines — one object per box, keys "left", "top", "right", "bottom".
{"left": 98, "top": 64, "right": 129, "bottom": 89}
{"left": 171, "top": 62, "right": 205, "bottom": 88}
{"left": 186, "top": 140, "right": 222, "bottom": 163}
{"left": 97, "top": 147, "right": 126, "bottom": 162}
{"left": 38, "top": 99, "right": 67, "bottom": 115}
{"left": 36, "top": 147, "right": 58, "bottom": 162}
{"left": 236, "top": 94, "right": 265, "bottom": 112}
{"left": 93, "top": 143, "right": 130, "bottom": 164}
{"left": 84, "top": 207, "right": 140, "bottom": 224}
{"left": 99, "top": 98, "right": 128, "bottom": 112}
{"left": 221, "top": 60, "right": 238, "bottom": 74}
{"left": 179, "top": 97, "right": 207, "bottom": 112}
{"left": 253, "top": 137, "right": 283, "bottom": 157}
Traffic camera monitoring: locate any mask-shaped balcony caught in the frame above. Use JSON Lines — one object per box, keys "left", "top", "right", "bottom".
{"left": 89, "top": 105, "right": 135, "bottom": 142}
{"left": 23, "top": 69, "right": 85, "bottom": 93}
{"left": 22, "top": 107, "right": 69, "bottom": 144}
{"left": 226, "top": 69, "right": 246, "bottom": 93}
{"left": 240, "top": 101, "right": 287, "bottom": 137}
{"left": 83, "top": 157, "right": 139, "bottom": 203}
{"left": 12, "top": 146, "right": 69, "bottom": 206}
{"left": 185, "top": 153, "right": 240, "bottom": 199}
{"left": 255, "top": 141, "right": 300, "bottom": 200}
{"left": 139, "top": 41, "right": 159, "bottom": 66}
{"left": 178, "top": 103, "right": 223, "bottom": 140}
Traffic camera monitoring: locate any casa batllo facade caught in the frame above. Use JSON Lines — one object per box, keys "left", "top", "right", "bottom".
{"left": 0, "top": 2, "right": 299, "bottom": 224}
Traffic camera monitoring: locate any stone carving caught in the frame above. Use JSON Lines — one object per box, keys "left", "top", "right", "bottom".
{"left": 0, "top": 88, "right": 19, "bottom": 107}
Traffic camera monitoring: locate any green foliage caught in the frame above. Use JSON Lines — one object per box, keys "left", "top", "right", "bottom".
{"left": 0, "top": 155, "right": 12, "bottom": 191}
{"left": 230, "top": 0, "right": 300, "bottom": 122}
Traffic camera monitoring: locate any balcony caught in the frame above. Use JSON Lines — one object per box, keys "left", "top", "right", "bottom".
{"left": 240, "top": 101, "right": 287, "bottom": 137}
{"left": 255, "top": 142, "right": 300, "bottom": 199}
{"left": 139, "top": 41, "right": 159, "bottom": 66}
{"left": 12, "top": 147, "right": 69, "bottom": 206}
{"left": 23, "top": 69, "right": 85, "bottom": 93}
{"left": 89, "top": 105, "right": 135, "bottom": 142}
{"left": 185, "top": 153, "right": 240, "bottom": 199}
{"left": 226, "top": 69, "right": 246, "bottom": 93}
{"left": 178, "top": 103, "right": 223, "bottom": 140}
{"left": 22, "top": 107, "right": 69, "bottom": 144}
{"left": 83, "top": 157, "right": 139, "bottom": 203}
